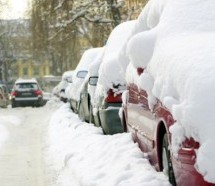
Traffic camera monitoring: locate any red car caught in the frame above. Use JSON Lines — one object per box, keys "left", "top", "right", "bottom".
{"left": 120, "top": 67, "right": 214, "bottom": 186}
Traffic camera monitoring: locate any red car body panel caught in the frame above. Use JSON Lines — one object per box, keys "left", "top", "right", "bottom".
{"left": 122, "top": 83, "right": 214, "bottom": 186}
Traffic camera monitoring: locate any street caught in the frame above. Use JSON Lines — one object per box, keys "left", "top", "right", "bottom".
{"left": 0, "top": 102, "right": 170, "bottom": 186}
{"left": 0, "top": 106, "right": 57, "bottom": 186}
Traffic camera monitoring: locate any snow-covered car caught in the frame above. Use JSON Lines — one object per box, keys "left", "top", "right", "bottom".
{"left": 121, "top": 0, "right": 215, "bottom": 185}
{"left": 78, "top": 47, "right": 105, "bottom": 122}
{"left": 0, "top": 84, "right": 10, "bottom": 108}
{"left": 68, "top": 47, "right": 104, "bottom": 113}
{"left": 91, "top": 20, "right": 136, "bottom": 135}
{"left": 10, "top": 78, "right": 43, "bottom": 108}
{"left": 53, "top": 71, "right": 73, "bottom": 102}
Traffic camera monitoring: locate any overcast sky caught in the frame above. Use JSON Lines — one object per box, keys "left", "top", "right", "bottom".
{"left": 0, "top": 0, "right": 31, "bottom": 19}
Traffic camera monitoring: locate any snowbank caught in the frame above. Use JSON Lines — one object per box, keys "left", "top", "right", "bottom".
{"left": 46, "top": 103, "right": 170, "bottom": 186}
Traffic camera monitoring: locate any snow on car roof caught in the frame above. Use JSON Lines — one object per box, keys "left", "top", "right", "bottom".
{"left": 127, "top": 0, "right": 215, "bottom": 182}
{"left": 15, "top": 78, "right": 38, "bottom": 84}
{"left": 69, "top": 47, "right": 104, "bottom": 101}
{"left": 95, "top": 20, "right": 136, "bottom": 100}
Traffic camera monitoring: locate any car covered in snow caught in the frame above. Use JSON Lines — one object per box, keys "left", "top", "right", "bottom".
{"left": 78, "top": 47, "right": 105, "bottom": 123}
{"left": 53, "top": 71, "right": 73, "bottom": 102}
{"left": 11, "top": 78, "right": 43, "bottom": 108}
{"left": 120, "top": 0, "right": 215, "bottom": 185}
{"left": 68, "top": 47, "right": 104, "bottom": 113}
{"left": 91, "top": 20, "right": 136, "bottom": 134}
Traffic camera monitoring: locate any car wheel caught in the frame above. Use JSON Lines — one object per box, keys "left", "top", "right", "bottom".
{"left": 89, "top": 104, "right": 94, "bottom": 124}
{"left": 78, "top": 101, "right": 85, "bottom": 122}
{"left": 11, "top": 101, "right": 17, "bottom": 108}
{"left": 162, "top": 133, "right": 176, "bottom": 185}
{"left": 121, "top": 111, "right": 127, "bottom": 132}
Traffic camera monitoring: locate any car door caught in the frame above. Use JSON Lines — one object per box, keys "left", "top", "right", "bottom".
{"left": 136, "top": 89, "right": 157, "bottom": 152}
{"left": 80, "top": 82, "right": 90, "bottom": 119}
{"left": 126, "top": 83, "right": 140, "bottom": 135}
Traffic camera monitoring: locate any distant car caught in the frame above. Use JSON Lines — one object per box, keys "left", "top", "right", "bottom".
{"left": 10, "top": 78, "right": 43, "bottom": 108}
{"left": 68, "top": 47, "right": 104, "bottom": 113}
{"left": 53, "top": 71, "right": 73, "bottom": 102}
{"left": 78, "top": 76, "right": 98, "bottom": 123}
{"left": 0, "top": 84, "right": 10, "bottom": 108}
{"left": 77, "top": 47, "right": 105, "bottom": 123}
{"left": 69, "top": 70, "right": 88, "bottom": 112}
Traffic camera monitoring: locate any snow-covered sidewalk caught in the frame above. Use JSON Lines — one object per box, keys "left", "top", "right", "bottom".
{"left": 46, "top": 102, "right": 170, "bottom": 186}
{"left": 0, "top": 99, "right": 170, "bottom": 186}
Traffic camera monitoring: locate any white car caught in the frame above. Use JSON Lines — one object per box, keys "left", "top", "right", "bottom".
{"left": 53, "top": 71, "right": 73, "bottom": 102}
{"left": 68, "top": 47, "right": 104, "bottom": 113}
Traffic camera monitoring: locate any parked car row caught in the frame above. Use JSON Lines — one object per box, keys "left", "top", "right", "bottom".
{"left": 57, "top": 0, "right": 215, "bottom": 186}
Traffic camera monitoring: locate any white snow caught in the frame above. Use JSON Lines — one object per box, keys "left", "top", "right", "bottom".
{"left": 0, "top": 99, "right": 170, "bottom": 185}
{"left": 46, "top": 103, "right": 170, "bottom": 186}
{"left": 53, "top": 70, "right": 74, "bottom": 98}
{"left": 126, "top": 0, "right": 215, "bottom": 182}
{"left": 68, "top": 47, "right": 104, "bottom": 102}
{"left": 95, "top": 20, "right": 136, "bottom": 104}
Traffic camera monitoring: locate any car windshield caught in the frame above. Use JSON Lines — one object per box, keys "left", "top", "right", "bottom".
{"left": 15, "top": 83, "right": 38, "bottom": 90}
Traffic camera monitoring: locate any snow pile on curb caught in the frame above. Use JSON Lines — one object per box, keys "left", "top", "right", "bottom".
{"left": 46, "top": 103, "right": 170, "bottom": 186}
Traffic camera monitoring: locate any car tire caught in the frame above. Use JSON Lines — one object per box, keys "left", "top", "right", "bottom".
{"left": 89, "top": 104, "right": 94, "bottom": 124}
{"left": 162, "top": 133, "right": 176, "bottom": 185}
{"left": 121, "top": 111, "right": 127, "bottom": 132}
{"left": 12, "top": 102, "right": 16, "bottom": 108}
{"left": 78, "top": 101, "right": 85, "bottom": 122}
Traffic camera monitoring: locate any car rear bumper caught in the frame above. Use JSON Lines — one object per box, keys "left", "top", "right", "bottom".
{"left": 99, "top": 106, "right": 123, "bottom": 134}
{"left": 14, "top": 97, "right": 40, "bottom": 101}
{"left": 12, "top": 97, "right": 43, "bottom": 106}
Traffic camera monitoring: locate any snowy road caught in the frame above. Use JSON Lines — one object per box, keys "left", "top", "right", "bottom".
{"left": 0, "top": 105, "right": 57, "bottom": 186}
{"left": 0, "top": 101, "right": 170, "bottom": 186}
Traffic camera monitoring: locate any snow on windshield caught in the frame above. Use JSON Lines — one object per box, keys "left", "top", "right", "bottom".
{"left": 127, "top": 0, "right": 215, "bottom": 182}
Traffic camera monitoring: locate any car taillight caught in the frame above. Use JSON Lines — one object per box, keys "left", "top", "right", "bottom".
{"left": 182, "top": 137, "right": 200, "bottom": 149}
{"left": 34, "top": 90, "right": 42, "bottom": 96}
{"left": 11, "top": 91, "right": 17, "bottom": 97}
{"left": 105, "top": 89, "right": 122, "bottom": 103}
{"left": 137, "top": 67, "right": 144, "bottom": 76}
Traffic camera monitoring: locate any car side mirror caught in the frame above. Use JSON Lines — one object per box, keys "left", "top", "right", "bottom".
{"left": 88, "top": 76, "right": 98, "bottom": 86}
{"left": 77, "top": 71, "right": 88, "bottom": 78}
{"left": 66, "top": 76, "right": 73, "bottom": 83}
